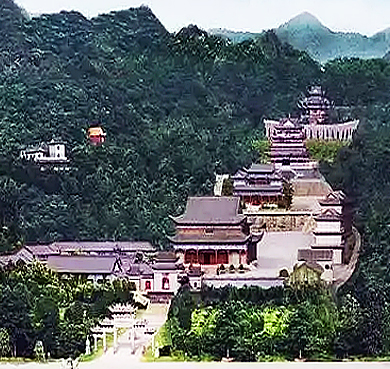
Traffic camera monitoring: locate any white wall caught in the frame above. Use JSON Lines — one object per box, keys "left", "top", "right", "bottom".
{"left": 228, "top": 251, "right": 240, "bottom": 266}
{"left": 153, "top": 271, "right": 179, "bottom": 293}
{"left": 189, "top": 276, "right": 201, "bottom": 291}
{"left": 48, "top": 143, "right": 66, "bottom": 159}
{"left": 316, "top": 221, "right": 341, "bottom": 233}
{"left": 333, "top": 249, "right": 343, "bottom": 264}
{"left": 315, "top": 234, "right": 342, "bottom": 246}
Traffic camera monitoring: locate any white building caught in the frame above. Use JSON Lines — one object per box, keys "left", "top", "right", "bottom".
{"left": 313, "top": 208, "right": 344, "bottom": 264}
{"left": 20, "top": 139, "right": 69, "bottom": 168}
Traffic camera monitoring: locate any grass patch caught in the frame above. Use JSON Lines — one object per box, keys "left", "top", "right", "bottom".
{"left": 306, "top": 139, "right": 349, "bottom": 163}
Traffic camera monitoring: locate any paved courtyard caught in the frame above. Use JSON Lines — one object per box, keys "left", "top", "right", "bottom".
{"left": 1, "top": 358, "right": 390, "bottom": 369}
{"left": 256, "top": 231, "right": 314, "bottom": 278}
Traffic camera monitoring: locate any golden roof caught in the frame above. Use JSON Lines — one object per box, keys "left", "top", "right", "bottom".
{"left": 88, "top": 127, "right": 105, "bottom": 136}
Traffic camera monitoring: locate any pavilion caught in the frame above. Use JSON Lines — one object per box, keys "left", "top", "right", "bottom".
{"left": 232, "top": 163, "right": 283, "bottom": 207}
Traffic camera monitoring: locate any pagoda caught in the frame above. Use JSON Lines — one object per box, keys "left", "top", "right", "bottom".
{"left": 232, "top": 163, "right": 283, "bottom": 207}
{"left": 298, "top": 86, "right": 332, "bottom": 125}
{"left": 169, "top": 197, "right": 261, "bottom": 268}
{"left": 270, "top": 118, "right": 311, "bottom": 169}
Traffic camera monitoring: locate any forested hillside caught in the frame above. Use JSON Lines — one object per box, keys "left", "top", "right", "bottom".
{"left": 0, "top": 1, "right": 320, "bottom": 249}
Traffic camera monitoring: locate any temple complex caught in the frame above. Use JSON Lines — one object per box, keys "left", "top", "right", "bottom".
{"left": 232, "top": 163, "right": 283, "bottom": 207}
{"left": 264, "top": 86, "right": 359, "bottom": 141}
{"left": 170, "top": 197, "right": 261, "bottom": 268}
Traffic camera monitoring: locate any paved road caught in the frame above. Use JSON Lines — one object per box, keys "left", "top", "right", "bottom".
{"left": 256, "top": 231, "right": 313, "bottom": 278}
{"left": 3, "top": 360, "right": 390, "bottom": 369}
{"left": 82, "top": 303, "right": 169, "bottom": 367}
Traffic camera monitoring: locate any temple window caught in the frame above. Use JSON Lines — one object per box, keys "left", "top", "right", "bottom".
{"left": 145, "top": 281, "right": 151, "bottom": 290}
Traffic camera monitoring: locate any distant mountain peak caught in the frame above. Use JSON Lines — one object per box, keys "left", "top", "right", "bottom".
{"left": 176, "top": 24, "right": 208, "bottom": 39}
{"left": 281, "top": 11, "right": 326, "bottom": 30}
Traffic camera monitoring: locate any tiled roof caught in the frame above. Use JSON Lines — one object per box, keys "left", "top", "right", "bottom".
{"left": 52, "top": 241, "right": 155, "bottom": 253}
{"left": 155, "top": 251, "right": 177, "bottom": 261}
{"left": 319, "top": 191, "right": 343, "bottom": 205}
{"left": 0, "top": 248, "right": 34, "bottom": 266}
{"left": 153, "top": 262, "right": 177, "bottom": 271}
{"left": 169, "top": 234, "right": 251, "bottom": 244}
{"left": 315, "top": 208, "right": 341, "bottom": 221}
{"left": 247, "top": 163, "right": 274, "bottom": 173}
{"left": 47, "top": 255, "right": 119, "bottom": 274}
{"left": 25, "top": 244, "right": 60, "bottom": 256}
{"left": 126, "top": 262, "right": 154, "bottom": 277}
{"left": 88, "top": 127, "right": 105, "bottom": 136}
{"left": 171, "top": 197, "right": 246, "bottom": 225}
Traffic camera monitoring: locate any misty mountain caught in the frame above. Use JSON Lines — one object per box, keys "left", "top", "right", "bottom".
{"left": 210, "top": 12, "right": 390, "bottom": 62}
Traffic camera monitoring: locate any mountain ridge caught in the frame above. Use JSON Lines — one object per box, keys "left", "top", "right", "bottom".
{"left": 209, "top": 12, "right": 390, "bottom": 62}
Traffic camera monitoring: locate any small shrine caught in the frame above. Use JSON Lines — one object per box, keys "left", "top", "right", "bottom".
{"left": 88, "top": 126, "right": 106, "bottom": 145}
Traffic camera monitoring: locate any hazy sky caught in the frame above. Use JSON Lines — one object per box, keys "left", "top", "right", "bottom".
{"left": 15, "top": 0, "right": 390, "bottom": 36}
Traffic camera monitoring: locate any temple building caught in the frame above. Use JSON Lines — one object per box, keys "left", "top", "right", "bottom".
{"left": 232, "top": 163, "right": 283, "bottom": 207}
{"left": 151, "top": 252, "right": 180, "bottom": 296}
{"left": 88, "top": 126, "right": 106, "bottom": 145}
{"left": 318, "top": 190, "right": 353, "bottom": 262}
{"left": 7, "top": 242, "right": 182, "bottom": 297}
{"left": 169, "top": 197, "right": 261, "bottom": 268}
{"left": 264, "top": 86, "right": 359, "bottom": 141}
{"left": 20, "top": 139, "right": 69, "bottom": 169}
{"left": 312, "top": 208, "right": 344, "bottom": 264}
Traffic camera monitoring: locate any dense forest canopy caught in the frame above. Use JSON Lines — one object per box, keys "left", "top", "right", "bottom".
{"left": 0, "top": 0, "right": 388, "bottom": 253}
{"left": 0, "top": 1, "right": 323, "bottom": 248}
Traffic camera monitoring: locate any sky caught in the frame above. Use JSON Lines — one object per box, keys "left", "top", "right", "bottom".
{"left": 15, "top": 0, "right": 390, "bottom": 36}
